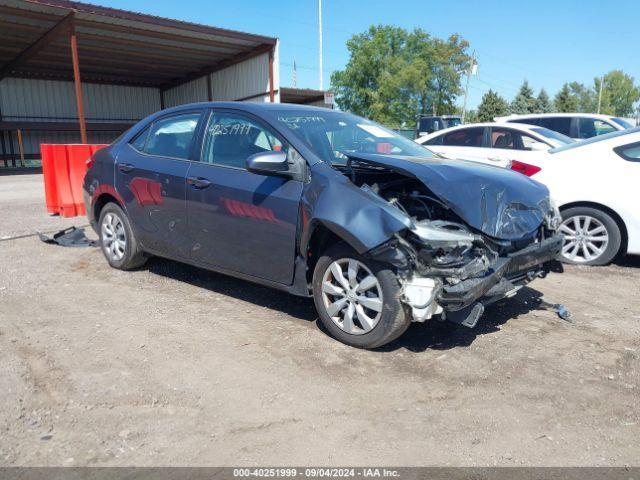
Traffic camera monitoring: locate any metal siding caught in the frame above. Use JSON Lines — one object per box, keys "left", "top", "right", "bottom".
{"left": 0, "top": 78, "right": 160, "bottom": 121}
{"left": 163, "top": 77, "right": 208, "bottom": 108}
{"left": 211, "top": 52, "right": 271, "bottom": 101}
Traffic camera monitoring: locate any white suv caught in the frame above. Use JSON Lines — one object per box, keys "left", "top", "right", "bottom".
{"left": 495, "top": 113, "right": 634, "bottom": 140}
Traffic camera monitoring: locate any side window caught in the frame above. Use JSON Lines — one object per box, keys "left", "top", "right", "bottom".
{"left": 202, "top": 112, "right": 285, "bottom": 168}
{"left": 614, "top": 141, "right": 640, "bottom": 162}
{"left": 144, "top": 113, "right": 201, "bottom": 160}
{"left": 425, "top": 135, "right": 443, "bottom": 146}
{"left": 443, "top": 128, "right": 484, "bottom": 147}
{"left": 491, "top": 128, "right": 523, "bottom": 150}
{"left": 539, "top": 117, "right": 572, "bottom": 136}
{"left": 578, "top": 118, "right": 616, "bottom": 138}
{"left": 130, "top": 125, "right": 150, "bottom": 152}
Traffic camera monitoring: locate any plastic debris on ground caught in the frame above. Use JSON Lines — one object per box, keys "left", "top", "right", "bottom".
{"left": 38, "top": 226, "right": 97, "bottom": 248}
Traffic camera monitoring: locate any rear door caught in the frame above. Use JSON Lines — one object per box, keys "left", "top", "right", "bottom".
{"left": 185, "top": 109, "right": 304, "bottom": 285}
{"left": 116, "top": 111, "right": 203, "bottom": 257}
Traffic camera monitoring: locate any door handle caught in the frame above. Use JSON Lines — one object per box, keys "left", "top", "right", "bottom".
{"left": 118, "top": 163, "right": 135, "bottom": 173}
{"left": 187, "top": 176, "right": 212, "bottom": 189}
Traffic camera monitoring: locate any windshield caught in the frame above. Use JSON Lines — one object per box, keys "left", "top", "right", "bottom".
{"left": 550, "top": 125, "right": 640, "bottom": 153}
{"left": 271, "top": 110, "right": 434, "bottom": 165}
{"left": 445, "top": 118, "right": 462, "bottom": 128}
{"left": 531, "top": 127, "right": 575, "bottom": 145}
{"left": 611, "top": 117, "right": 635, "bottom": 129}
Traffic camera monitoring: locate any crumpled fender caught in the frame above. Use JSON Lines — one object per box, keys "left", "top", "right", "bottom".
{"left": 300, "top": 162, "right": 411, "bottom": 254}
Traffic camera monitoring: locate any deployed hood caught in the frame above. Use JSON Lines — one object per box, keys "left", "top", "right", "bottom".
{"left": 345, "top": 153, "right": 551, "bottom": 241}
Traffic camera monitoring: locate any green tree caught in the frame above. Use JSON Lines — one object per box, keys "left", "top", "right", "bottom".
{"left": 554, "top": 83, "right": 579, "bottom": 112}
{"left": 476, "top": 89, "right": 509, "bottom": 122}
{"left": 330, "top": 25, "right": 470, "bottom": 127}
{"left": 510, "top": 81, "right": 536, "bottom": 114}
{"left": 534, "top": 88, "right": 552, "bottom": 113}
{"left": 568, "top": 82, "right": 596, "bottom": 112}
{"left": 595, "top": 70, "right": 640, "bottom": 117}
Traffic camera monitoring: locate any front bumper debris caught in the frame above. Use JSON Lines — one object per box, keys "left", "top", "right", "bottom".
{"left": 401, "top": 234, "right": 563, "bottom": 324}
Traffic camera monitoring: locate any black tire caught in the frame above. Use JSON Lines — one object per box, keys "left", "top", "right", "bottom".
{"left": 559, "top": 206, "right": 622, "bottom": 266}
{"left": 98, "top": 202, "right": 147, "bottom": 270}
{"left": 312, "top": 242, "right": 411, "bottom": 349}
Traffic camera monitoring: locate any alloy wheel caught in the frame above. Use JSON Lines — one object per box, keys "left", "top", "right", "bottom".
{"left": 321, "top": 258, "right": 383, "bottom": 335}
{"left": 559, "top": 215, "right": 609, "bottom": 263}
{"left": 101, "top": 212, "right": 127, "bottom": 261}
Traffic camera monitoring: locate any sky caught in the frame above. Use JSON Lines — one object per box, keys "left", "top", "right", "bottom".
{"left": 97, "top": 0, "right": 639, "bottom": 110}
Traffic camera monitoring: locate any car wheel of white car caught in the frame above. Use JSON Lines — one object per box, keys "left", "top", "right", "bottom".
{"left": 312, "top": 242, "right": 411, "bottom": 349}
{"left": 559, "top": 206, "right": 622, "bottom": 266}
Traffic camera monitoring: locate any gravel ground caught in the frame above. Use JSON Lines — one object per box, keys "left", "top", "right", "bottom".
{"left": 0, "top": 174, "right": 639, "bottom": 466}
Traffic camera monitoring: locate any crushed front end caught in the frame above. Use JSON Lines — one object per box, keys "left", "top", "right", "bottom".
{"left": 347, "top": 156, "right": 564, "bottom": 329}
{"left": 370, "top": 216, "right": 563, "bottom": 327}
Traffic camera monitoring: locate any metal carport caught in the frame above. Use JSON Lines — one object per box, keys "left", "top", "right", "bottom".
{"left": 0, "top": 0, "right": 279, "bottom": 167}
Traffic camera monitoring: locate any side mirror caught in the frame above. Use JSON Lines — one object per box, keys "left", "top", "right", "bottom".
{"left": 246, "top": 151, "right": 290, "bottom": 176}
{"left": 529, "top": 141, "right": 550, "bottom": 152}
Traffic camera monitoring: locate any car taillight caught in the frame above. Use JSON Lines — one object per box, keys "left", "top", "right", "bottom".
{"left": 510, "top": 160, "right": 541, "bottom": 177}
{"left": 86, "top": 157, "right": 95, "bottom": 169}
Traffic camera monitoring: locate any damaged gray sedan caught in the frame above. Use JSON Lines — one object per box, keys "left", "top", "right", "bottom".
{"left": 84, "top": 102, "right": 563, "bottom": 349}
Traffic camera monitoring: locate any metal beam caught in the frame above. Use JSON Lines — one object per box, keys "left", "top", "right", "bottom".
{"left": 160, "top": 43, "right": 273, "bottom": 92}
{"left": 0, "top": 12, "right": 75, "bottom": 81}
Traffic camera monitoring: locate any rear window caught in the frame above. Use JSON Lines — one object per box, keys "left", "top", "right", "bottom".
{"left": 531, "top": 127, "right": 575, "bottom": 145}
{"left": 612, "top": 117, "right": 635, "bottom": 129}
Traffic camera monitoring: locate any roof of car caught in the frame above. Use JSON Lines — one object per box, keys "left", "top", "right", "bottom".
{"left": 496, "top": 113, "right": 618, "bottom": 121}
{"left": 161, "top": 101, "right": 331, "bottom": 115}
{"left": 415, "top": 121, "right": 543, "bottom": 142}
{"left": 550, "top": 125, "right": 640, "bottom": 153}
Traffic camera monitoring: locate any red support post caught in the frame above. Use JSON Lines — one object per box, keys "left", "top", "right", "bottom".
{"left": 268, "top": 48, "right": 275, "bottom": 103}
{"left": 69, "top": 18, "right": 88, "bottom": 144}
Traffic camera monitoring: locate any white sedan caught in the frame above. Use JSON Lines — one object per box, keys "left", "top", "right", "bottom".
{"left": 522, "top": 128, "right": 640, "bottom": 265}
{"left": 415, "top": 122, "right": 574, "bottom": 170}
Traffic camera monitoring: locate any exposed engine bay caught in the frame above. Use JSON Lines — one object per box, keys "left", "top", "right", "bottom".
{"left": 337, "top": 159, "right": 564, "bottom": 328}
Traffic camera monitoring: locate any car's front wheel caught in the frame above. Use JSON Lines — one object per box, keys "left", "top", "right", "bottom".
{"left": 559, "top": 206, "right": 622, "bottom": 266}
{"left": 312, "top": 242, "right": 411, "bottom": 349}
{"left": 98, "top": 202, "right": 147, "bottom": 270}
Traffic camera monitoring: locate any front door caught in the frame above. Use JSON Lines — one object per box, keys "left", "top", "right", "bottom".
{"left": 186, "top": 110, "right": 303, "bottom": 285}
{"left": 115, "top": 111, "right": 202, "bottom": 257}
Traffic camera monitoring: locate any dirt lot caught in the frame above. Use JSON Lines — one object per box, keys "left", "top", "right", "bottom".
{"left": 0, "top": 174, "right": 639, "bottom": 466}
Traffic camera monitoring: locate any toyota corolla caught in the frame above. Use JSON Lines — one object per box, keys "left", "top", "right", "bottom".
{"left": 84, "top": 103, "right": 563, "bottom": 349}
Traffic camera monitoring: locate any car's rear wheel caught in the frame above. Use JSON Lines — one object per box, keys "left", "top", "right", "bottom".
{"left": 312, "top": 242, "right": 411, "bottom": 349}
{"left": 98, "top": 202, "right": 147, "bottom": 270}
{"left": 559, "top": 206, "right": 621, "bottom": 266}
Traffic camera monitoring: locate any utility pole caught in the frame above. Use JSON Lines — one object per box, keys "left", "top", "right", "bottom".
{"left": 293, "top": 59, "right": 297, "bottom": 88}
{"left": 318, "top": 0, "right": 323, "bottom": 91}
{"left": 597, "top": 76, "right": 604, "bottom": 114}
{"left": 461, "top": 51, "right": 476, "bottom": 123}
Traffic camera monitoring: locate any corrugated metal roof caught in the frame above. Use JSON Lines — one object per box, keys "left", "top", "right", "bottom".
{"left": 0, "top": 0, "right": 277, "bottom": 88}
